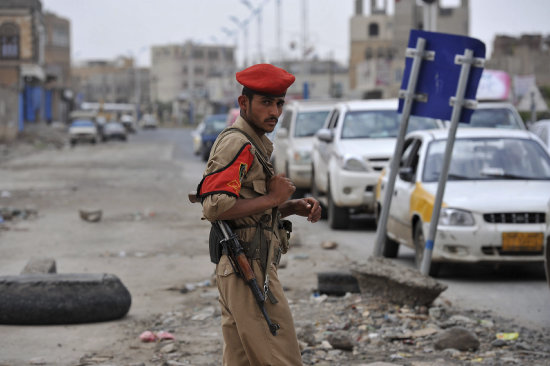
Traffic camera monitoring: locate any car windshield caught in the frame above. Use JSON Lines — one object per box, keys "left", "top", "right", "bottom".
{"left": 294, "top": 111, "right": 330, "bottom": 137}
{"left": 461, "top": 108, "right": 523, "bottom": 129}
{"left": 204, "top": 115, "right": 227, "bottom": 134}
{"left": 422, "top": 137, "right": 550, "bottom": 182}
{"left": 341, "top": 110, "right": 439, "bottom": 139}
{"left": 71, "top": 120, "right": 94, "bottom": 127}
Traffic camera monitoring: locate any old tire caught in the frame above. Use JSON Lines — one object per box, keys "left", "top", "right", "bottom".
{"left": 413, "top": 220, "right": 441, "bottom": 277}
{"left": 328, "top": 186, "right": 349, "bottom": 230}
{"left": 317, "top": 272, "right": 360, "bottom": 296}
{"left": 0, "top": 273, "right": 132, "bottom": 325}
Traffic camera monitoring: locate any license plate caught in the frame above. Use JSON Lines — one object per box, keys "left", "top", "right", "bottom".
{"left": 501, "top": 232, "right": 543, "bottom": 252}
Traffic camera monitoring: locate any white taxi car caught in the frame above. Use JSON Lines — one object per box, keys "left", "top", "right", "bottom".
{"left": 311, "top": 99, "right": 443, "bottom": 229}
{"left": 376, "top": 128, "right": 550, "bottom": 275}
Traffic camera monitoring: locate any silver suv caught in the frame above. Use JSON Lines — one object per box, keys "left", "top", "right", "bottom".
{"left": 272, "top": 100, "right": 336, "bottom": 197}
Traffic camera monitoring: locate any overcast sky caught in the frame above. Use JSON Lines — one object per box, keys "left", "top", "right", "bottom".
{"left": 42, "top": 0, "right": 550, "bottom": 67}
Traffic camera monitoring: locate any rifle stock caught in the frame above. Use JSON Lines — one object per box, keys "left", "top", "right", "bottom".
{"left": 217, "top": 220, "right": 280, "bottom": 336}
{"left": 188, "top": 191, "right": 280, "bottom": 336}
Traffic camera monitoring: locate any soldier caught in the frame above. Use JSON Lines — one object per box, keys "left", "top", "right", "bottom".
{"left": 196, "top": 63, "right": 322, "bottom": 365}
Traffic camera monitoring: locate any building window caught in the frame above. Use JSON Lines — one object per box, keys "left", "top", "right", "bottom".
{"left": 365, "top": 47, "right": 373, "bottom": 59}
{"left": 368, "top": 23, "right": 379, "bottom": 37}
{"left": 208, "top": 50, "right": 218, "bottom": 60}
{"left": 0, "top": 22, "right": 20, "bottom": 59}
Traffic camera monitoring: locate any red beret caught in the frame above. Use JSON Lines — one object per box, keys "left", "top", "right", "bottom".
{"left": 236, "top": 64, "right": 295, "bottom": 97}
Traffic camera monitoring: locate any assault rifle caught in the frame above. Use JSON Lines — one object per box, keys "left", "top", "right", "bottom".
{"left": 188, "top": 191, "right": 280, "bottom": 336}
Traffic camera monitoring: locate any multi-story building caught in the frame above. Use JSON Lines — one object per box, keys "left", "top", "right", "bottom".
{"left": 349, "top": 0, "right": 469, "bottom": 98}
{"left": 71, "top": 57, "right": 150, "bottom": 109}
{"left": 488, "top": 34, "right": 550, "bottom": 87}
{"left": 0, "top": 0, "right": 46, "bottom": 139}
{"left": 44, "top": 11, "right": 71, "bottom": 123}
{"left": 277, "top": 59, "right": 349, "bottom": 100}
{"left": 150, "top": 41, "right": 235, "bottom": 123}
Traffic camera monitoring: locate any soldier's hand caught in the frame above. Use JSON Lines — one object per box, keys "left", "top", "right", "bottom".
{"left": 293, "top": 197, "right": 322, "bottom": 223}
{"left": 267, "top": 173, "right": 295, "bottom": 206}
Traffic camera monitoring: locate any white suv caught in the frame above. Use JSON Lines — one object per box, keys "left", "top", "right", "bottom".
{"left": 272, "top": 100, "right": 336, "bottom": 196}
{"left": 311, "top": 99, "right": 443, "bottom": 229}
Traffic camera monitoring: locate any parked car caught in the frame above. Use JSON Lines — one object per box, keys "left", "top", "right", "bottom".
{"left": 68, "top": 120, "right": 99, "bottom": 146}
{"left": 376, "top": 128, "right": 550, "bottom": 275}
{"left": 192, "top": 122, "right": 206, "bottom": 155}
{"left": 272, "top": 100, "right": 336, "bottom": 196}
{"left": 120, "top": 114, "right": 136, "bottom": 133}
{"left": 200, "top": 114, "right": 228, "bottom": 161}
{"left": 311, "top": 99, "right": 443, "bottom": 229}
{"left": 529, "top": 119, "right": 550, "bottom": 150}
{"left": 140, "top": 114, "right": 158, "bottom": 129}
{"left": 454, "top": 102, "right": 525, "bottom": 130}
{"left": 102, "top": 121, "right": 127, "bottom": 141}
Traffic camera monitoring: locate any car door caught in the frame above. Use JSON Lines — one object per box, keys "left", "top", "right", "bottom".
{"left": 315, "top": 109, "right": 340, "bottom": 192}
{"left": 274, "top": 109, "right": 293, "bottom": 174}
{"left": 387, "top": 137, "right": 422, "bottom": 245}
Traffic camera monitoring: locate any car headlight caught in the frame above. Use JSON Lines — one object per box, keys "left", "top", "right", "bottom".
{"left": 341, "top": 156, "right": 368, "bottom": 172}
{"left": 293, "top": 150, "right": 311, "bottom": 164}
{"left": 439, "top": 208, "right": 475, "bottom": 226}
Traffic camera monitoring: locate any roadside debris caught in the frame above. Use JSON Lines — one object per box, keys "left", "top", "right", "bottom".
{"left": 139, "top": 330, "right": 175, "bottom": 343}
{"left": 352, "top": 256, "right": 448, "bottom": 307}
{"left": 321, "top": 240, "right": 338, "bottom": 250}
{"left": 79, "top": 209, "right": 102, "bottom": 223}
{"left": 0, "top": 206, "right": 38, "bottom": 221}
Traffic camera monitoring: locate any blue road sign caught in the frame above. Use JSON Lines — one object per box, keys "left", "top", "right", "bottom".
{"left": 398, "top": 30, "right": 486, "bottom": 123}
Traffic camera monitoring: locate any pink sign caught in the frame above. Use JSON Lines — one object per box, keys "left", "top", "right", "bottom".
{"left": 476, "top": 70, "right": 511, "bottom": 101}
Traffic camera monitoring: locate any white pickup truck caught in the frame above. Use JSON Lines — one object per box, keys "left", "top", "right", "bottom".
{"left": 310, "top": 99, "right": 443, "bottom": 229}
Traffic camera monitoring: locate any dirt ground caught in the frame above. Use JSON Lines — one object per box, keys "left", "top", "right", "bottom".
{"left": 0, "top": 134, "right": 349, "bottom": 366}
{"left": 1, "top": 131, "right": 549, "bottom": 366}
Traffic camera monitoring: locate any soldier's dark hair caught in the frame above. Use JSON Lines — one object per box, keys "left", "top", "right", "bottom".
{"left": 242, "top": 86, "right": 255, "bottom": 101}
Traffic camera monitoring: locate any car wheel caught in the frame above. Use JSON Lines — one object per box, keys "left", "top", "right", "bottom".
{"left": 327, "top": 184, "right": 349, "bottom": 230}
{"left": 413, "top": 220, "right": 440, "bottom": 277}
{"left": 375, "top": 204, "right": 400, "bottom": 258}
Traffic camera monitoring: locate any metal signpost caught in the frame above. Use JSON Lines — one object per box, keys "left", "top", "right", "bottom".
{"left": 373, "top": 30, "right": 486, "bottom": 277}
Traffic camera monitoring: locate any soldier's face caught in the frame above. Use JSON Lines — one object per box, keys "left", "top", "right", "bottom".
{"left": 239, "top": 94, "right": 285, "bottom": 135}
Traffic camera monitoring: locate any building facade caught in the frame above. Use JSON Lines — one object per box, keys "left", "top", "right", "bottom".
{"left": 0, "top": 0, "right": 46, "bottom": 139}
{"left": 349, "top": 0, "right": 469, "bottom": 98}
{"left": 487, "top": 34, "right": 550, "bottom": 87}
{"left": 44, "top": 11, "right": 71, "bottom": 123}
{"left": 150, "top": 41, "right": 235, "bottom": 124}
{"left": 71, "top": 57, "right": 150, "bottom": 110}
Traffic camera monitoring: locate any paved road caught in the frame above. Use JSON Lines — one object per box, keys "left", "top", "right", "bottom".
{"left": 146, "top": 126, "right": 550, "bottom": 331}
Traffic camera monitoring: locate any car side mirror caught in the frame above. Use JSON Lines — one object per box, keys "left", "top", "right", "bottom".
{"left": 276, "top": 127, "right": 288, "bottom": 138}
{"left": 315, "top": 128, "right": 333, "bottom": 143}
{"left": 398, "top": 166, "right": 414, "bottom": 182}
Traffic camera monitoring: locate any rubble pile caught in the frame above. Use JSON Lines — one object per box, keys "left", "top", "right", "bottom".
{"left": 116, "top": 285, "right": 549, "bottom": 366}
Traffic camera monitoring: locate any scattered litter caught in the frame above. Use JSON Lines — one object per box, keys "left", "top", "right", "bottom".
{"left": 79, "top": 209, "right": 102, "bottom": 223}
{"left": 139, "top": 330, "right": 157, "bottom": 342}
{"left": 29, "top": 357, "right": 47, "bottom": 365}
{"left": 156, "top": 331, "right": 175, "bottom": 340}
{"left": 321, "top": 241, "right": 338, "bottom": 250}
{"left": 496, "top": 332, "right": 519, "bottom": 341}
{"left": 292, "top": 253, "right": 309, "bottom": 260}
{"left": 191, "top": 306, "right": 216, "bottom": 321}
{"left": 139, "top": 330, "right": 175, "bottom": 343}
{"left": 0, "top": 207, "right": 38, "bottom": 221}
{"left": 180, "top": 279, "right": 212, "bottom": 293}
